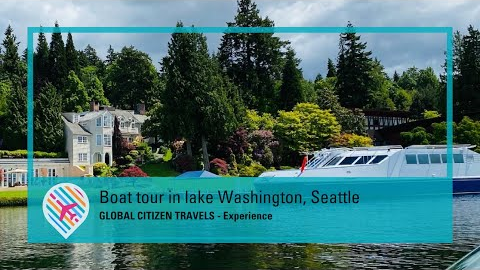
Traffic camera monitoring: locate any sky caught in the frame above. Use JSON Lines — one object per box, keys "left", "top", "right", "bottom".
{"left": 1, "top": 0, "right": 479, "bottom": 79}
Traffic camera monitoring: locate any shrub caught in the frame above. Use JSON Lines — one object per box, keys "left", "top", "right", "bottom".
{"left": 159, "top": 146, "right": 169, "bottom": 154}
{"left": 248, "top": 130, "right": 280, "bottom": 167}
{"left": 210, "top": 158, "right": 228, "bottom": 175}
{"left": 0, "top": 150, "right": 66, "bottom": 159}
{"left": 330, "top": 133, "right": 373, "bottom": 148}
{"left": 238, "top": 162, "right": 267, "bottom": 177}
{"left": 173, "top": 154, "right": 195, "bottom": 172}
{"left": 93, "top": 162, "right": 112, "bottom": 177}
{"left": 129, "top": 150, "right": 139, "bottom": 158}
{"left": 118, "top": 166, "right": 148, "bottom": 177}
{"left": 163, "top": 148, "right": 173, "bottom": 162}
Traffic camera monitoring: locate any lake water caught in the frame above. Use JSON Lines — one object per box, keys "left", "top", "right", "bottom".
{"left": 1, "top": 195, "right": 479, "bottom": 269}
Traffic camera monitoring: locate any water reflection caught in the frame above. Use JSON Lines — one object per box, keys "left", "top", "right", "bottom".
{"left": 1, "top": 195, "right": 480, "bottom": 269}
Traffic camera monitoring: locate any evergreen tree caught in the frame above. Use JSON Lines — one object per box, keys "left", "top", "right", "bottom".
{"left": 33, "top": 30, "right": 49, "bottom": 94}
{"left": 63, "top": 70, "right": 89, "bottom": 112}
{"left": 34, "top": 83, "right": 64, "bottom": 152}
{"left": 80, "top": 66, "right": 109, "bottom": 105}
{"left": 105, "top": 46, "right": 160, "bottom": 109}
{"left": 105, "top": 45, "right": 117, "bottom": 65}
{"left": 48, "top": 22, "right": 68, "bottom": 92}
{"left": 279, "top": 49, "right": 305, "bottom": 110}
{"left": 326, "top": 58, "right": 336, "bottom": 78}
{"left": 336, "top": 22, "right": 373, "bottom": 108}
{"left": 65, "top": 32, "right": 80, "bottom": 74}
{"left": 218, "top": 0, "right": 287, "bottom": 113}
{"left": 314, "top": 73, "right": 323, "bottom": 82}
{"left": 160, "top": 22, "right": 237, "bottom": 169}
{"left": 2, "top": 81, "right": 27, "bottom": 150}
{"left": 393, "top": 70, "right": 400, "bottom": 82}
{"left": 455, "top": 26, "right": 480, "bottom": 115}
{"left": 1, "top": 25, "right": 23, "bottom": 81}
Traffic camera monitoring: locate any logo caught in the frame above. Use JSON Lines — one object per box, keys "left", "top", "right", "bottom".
{"left": 43, "top": 183, "right": 89, "bottom": 239}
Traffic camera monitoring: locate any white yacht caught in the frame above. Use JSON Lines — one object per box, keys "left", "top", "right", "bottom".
{"left": 257, "top": 145, "right": 480, "bottom": 194}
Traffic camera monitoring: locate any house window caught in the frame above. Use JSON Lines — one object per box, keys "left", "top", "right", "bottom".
{"left": 77, "top": 136, "right": 87, "bottom": 144}
{"left": 48, "top": 168, "right": 56, "bottom": 177}
{"left": 35, "top": 169, "right": 39, "bottom": 177}
{"left": 103, "top": 115, "right": 111, "bottom": 127}
{"left": 131, "top": 120, "right": 135, "bottom": 128}
{"left": 104, "top": 134, "right": 112, "bottom": 146}
{"left": 96, "top": 117, "right": 102, "bottom": 127}
{"left": 96, "top": 135, "right": 102, "bottom": 146}
{"left": 120, "top": 121, "right": 125, "bottom": 128}
{"left": 73, "top": 114, "right": 79, "bottom": 123}
{"left": 78, "top": 153, "right": 88, "bottom": 162}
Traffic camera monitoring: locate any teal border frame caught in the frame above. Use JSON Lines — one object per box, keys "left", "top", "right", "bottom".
{"left": 26, "top": 26, "right": 454, "bottom": 181}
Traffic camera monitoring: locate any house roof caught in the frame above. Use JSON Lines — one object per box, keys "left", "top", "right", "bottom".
{"left": 110, "top": 110, "right": 148, "bottom": 123}
{"left": 62, "top": 117, "right": 91, "bottom": 135}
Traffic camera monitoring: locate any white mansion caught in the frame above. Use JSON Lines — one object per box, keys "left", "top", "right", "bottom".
{"left": 0, "top": 102, "right": 148, "bottom": 187}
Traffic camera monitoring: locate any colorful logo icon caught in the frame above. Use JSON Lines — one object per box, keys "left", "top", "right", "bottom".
{"left": 43, "top": 183, "right": 89, "bottom": 239}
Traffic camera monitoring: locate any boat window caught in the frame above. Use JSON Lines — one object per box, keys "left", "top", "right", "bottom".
{"left": 441, "top": 154, "right": 448, "bottom": 163}
{"left": 339, "top": 156, "right": 359, "bottom": 165}
{"left": 418, "top": 154, "right": 429, "bottom": 164}
{"left": 369, "top": 155, "right": 388, "bottom": 164}
{"left": 405, "top": 154, "right": 417, "bottom": 164}
{"left": 429, "top": 154, "right": 441, "bottom": 164}
{"left": 355, "top": 156, "right": 373, "bottom": 165}
{"left": 324, "top": 156, "right": 343, "bottom": 166}
{"left": 454, "top": 154, "right": 464, "bottom": 163}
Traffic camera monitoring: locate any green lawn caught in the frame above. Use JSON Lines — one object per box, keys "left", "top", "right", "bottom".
{"left": 0, "top": 189, "right": 27, "bottom": 198}
{"left": 140, "top": 162, "right": 180, "bottom": 177}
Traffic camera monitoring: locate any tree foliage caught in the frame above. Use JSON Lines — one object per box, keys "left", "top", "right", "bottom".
{"left": 63, "top": 70, "right": 89, "bottom": 112}
{"left": 34, "top": 83, "right": 64, "bottom": 152}
{"left": 274, "top": 103, "right": 341, "bottom": 153}
{"left": 105, "top": 46, "right": 160, "bottom": 109}
{"left": 218, "top": 0, "right": 287, "bottom": 113}
{"left": 279, "top": 49, "right": 305, "bottom": 110}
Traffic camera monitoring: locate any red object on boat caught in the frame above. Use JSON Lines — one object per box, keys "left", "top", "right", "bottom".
{"left": 300, "top": 156, "right": 308, "bottom": 173}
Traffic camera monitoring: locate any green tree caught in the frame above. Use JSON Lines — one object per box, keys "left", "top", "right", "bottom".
{"left": 160, "top": 23, "right": 237, "bottom": 170}
{"left": 393, "top": 70, "right": 400, "bottom": 82}
{"left": 65, "top": 32, "right": 80, "bottom": 74}
{"left": 34, "top": 83, "right": 64, "bottom": 152}
{"left": 366, "top": 59, "right": 395, "bottom": 110}
{"left": 218, "top": 0, "right": 287, "bottom": 113}
{"left": 1, "top": 25, "right": 25, "bottom": 82}
{"left": 105, "top": 45, "right": 117, "bottom": 65}
{"left": 48, "top": 22, "right": 68, "bottom": 92}
{"left": 453, "top": 26, "right": 480, "bottom": 115}
{"left": 2, "top": 81, "right": 27, "bottom": 150}
{"left": 33, "top": 30, "right": 50, "bottom": 95}
{"left": 336, "top": 22, "right": 373, "bottom": 108}
{"left": 279, "top": 49, "right": 305, "bottom": 110}
{"left": 242, "top": 109, "right": 275, "bottom": 131}
{"left": 315, "top": 79, "right": 366, "bottom": 135}
{"left": 326, "top": 58, "right": 336, "bottom": 78}
{"left": 105, "top": 46, "right": 160, "bottom": 109}
{"left": 274, "top": 103, "right": 341, "bottom": 153}
{"left": 79, "top": 66, "right": 109, "bottom": 105}
{"left": 423, "top": 110, "right": 441, "bottom": 119}
{"left": 390, "top": 85, "right": 412, "bottom": 111}
{"left": 456, "top": 116, "right": 480, "bottom": 147}
{"left": 400, "top": 127, "right": 432, "bottom": 146}
{"left": 0, "top": 80, "right": 11, "bottom": 119}
{"left": 63, "top": 70, "right": 89, "bottom": 112}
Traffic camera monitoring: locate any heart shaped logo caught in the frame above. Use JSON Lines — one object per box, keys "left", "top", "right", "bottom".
{"left": 42, "top": 183, "right": 89, "bottom": 239}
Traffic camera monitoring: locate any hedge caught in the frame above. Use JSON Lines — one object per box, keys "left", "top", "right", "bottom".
{"left": 0, "top": 197, "right": 27, "bottom": 207}
{"left": 0, "top": 150, "right": 67, "bottom": 159}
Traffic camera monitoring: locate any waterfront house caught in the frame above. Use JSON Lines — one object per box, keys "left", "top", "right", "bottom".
{"left": 0, "top": 101, "right": 149, "bottom": 187}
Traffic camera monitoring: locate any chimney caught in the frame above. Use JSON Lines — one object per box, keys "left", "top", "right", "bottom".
{"left": 90, "top": 101, "right": 99, "bottom": 112}
{"left": 136, "top": 103, "right": 146, "bottom": 115}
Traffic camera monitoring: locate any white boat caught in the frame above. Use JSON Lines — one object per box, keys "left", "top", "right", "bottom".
{"left": 257, "top": 145, "right": 480, "bottom": 194}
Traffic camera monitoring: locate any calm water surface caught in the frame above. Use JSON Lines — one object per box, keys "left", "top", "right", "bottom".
{"left": 1, "top": 195, "right": 479, "bottom": 270}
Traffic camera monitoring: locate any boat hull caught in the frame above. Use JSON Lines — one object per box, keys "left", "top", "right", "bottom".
{"left": 453, "top": 178, "right": 480, "bottom": 195}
